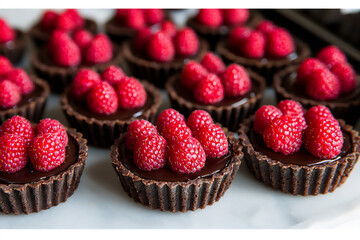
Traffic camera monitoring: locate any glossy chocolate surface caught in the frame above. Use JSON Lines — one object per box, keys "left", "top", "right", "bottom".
{"left": 0, "top": 84, "right": 43, "bottom": 111}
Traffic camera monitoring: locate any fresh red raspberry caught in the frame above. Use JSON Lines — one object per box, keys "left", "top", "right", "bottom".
{"left": 7, "top": 68, "right": 34, "bottom": 95}
{"left": 186, "top": 110, "right": 213, "bottom": 136}
{"left": 126, "top": 120, "right": 158, "bottom": 150}
{"left": 86, "top": 81, "right": 119, "bottom": 115}
{"left": 200, "top": 52, "right": 226, "bottom": 75}
{"left": 221, "top": 63, "right": 251, "bottom": 97}
{"left": 0, "top": 134, "right": 27, "bottom": 173}
{"left": 276, "top": 100, "right": 304, "bottom": 117}
{"left": 71, "top": 68, "right": 102, "bottom": 101}
{"left": 194, "top": 74, "right": 224, "bottom": 104}
{"left": 167, "top": 136, "right": 206, "bottom": 174}
{"left": 196, "top": 123, "right": 228, "bottom": 158}
{"left": 40, "top": 10, "right": 59, "bottom": 31}
{"left": 0, "top": 56, "right": 13, "bottom": 79}
{"left": 196, "top": 9, "right": 223, "bottom": 27}
{"left": 35, "top": 118, "right": 69, "bottom": 146}
{"left": 124, "top": 9, "right": 145, "bottom": 30}
{"left": 64, "top": 9, "right": 84, "bottom": 29}
{"left": 156, "top": 108, "right": 186, "bottom": 134}
{"left": 73, "top": 29, "right": 93, "bottom": 49}
{"left": 28, "top": 133, "right": 66, "bottom": 172}
{"left": 146, "top": 31, "right": 175, "bottom": 62}
{"left": 144, "top": 9, "right": 164, "bottom": 25}
{"left": 316, "top": 45, "right": 347, "bottom": 68}
{"left": 330, "top": 62, "right": 356, "bottom": 94}
{"left": 303, "top": 117, "right": 343, "bottom": 159}
{"left": 266, "top": 28, "right": 294, "bottom": 58}
{"left": 101, "top": 65, "right": 126, "bottom": 86}
{"left": 180, "top": 60, "right": 209, "bottom": 89}
{"left": 159, "top": 120, "right": 192, "bottom": 144}
{"left": 132, "top": 27, "right": 152, "bottom": 53}
{"left": 296, "top": 58, "right": 327, "bottom": 86}
{"left": 0, "top": 18, "right": 16, "bottom": 44}
{"left": 48, "top": 29, "right": 69, "bottom": 50}
{"left": 160, "top": 20, "right": 177, "bottom": 39}
{"left": 133, "top": 134, "right": 167, "bottom": 171}
{"left": 56, "top": 10, "right": 78, "bottom": 31}
{"left": 306, "top": 68, "right": 341, "bottom": 100}
{"left": 253, "top": 105, "right": 283, "bottom": 134}
{"left": 115, "top": 9, "right": 128, "bottom": 23}
{"left": 0, "top": 80, "right": 21, "bottom": 109}
{"left": 227, "top": 26, "right": 252, "bottom": 50}
{"left": 304, "top": 105, "right": 335, "bottom": 125}
{"left": 174, "top": 27, "right": 199, "bottom": 57}
{"left": 222, "top": 9, "right": 249, "bottom": 25}
{"left": 84, "top": 34, "right": 113, "bottom": 64}
{"left": 115, "top": 77, "right": 147, "bottom": 110}
{"left": 263, "top": 115, "right": 303, "bottom": 155}
{"left": 240, "top": 30, "right": 265, "bottom": 59}
{"left": 256, "top": 20, "right": 275, "bottom": 35}
{"left": 51, "top": 33, "right": 81, "bottom": 67}
{"left": 0, "top": 116, "right": 34, "bottom": 146}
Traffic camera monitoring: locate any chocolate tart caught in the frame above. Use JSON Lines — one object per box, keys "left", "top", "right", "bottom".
{"left": 238, "top": 115, "right": 360, "bottom": 195}
{"left": 110, "top": 128, "right": 242, "bottom": 212}
{"left": 122, "top": 39, "right": 208, "bottom": 88}
{"left": 0, "top": 76, "right": 50, "bottom": 125}
{"left": 30, "top": 46, "right": 123, "bottom": 93}
{"left": 60, "top": 81, "right": 162, "bottom": 148}
{"left": 29, "top": 19, "right": 98, "bottom": 47}
{"left": 0, "top": 128, "right": 88, "bottom": 214}
{"left": 217, "top": 38, "right": 311, "bottom": 85}
{"left": 0, "top": 29, "right": 27, "bottom": 64}
{"left": 105, "top": 17, "right": 142, "bottom": 44}
{"left": 273, "top": 65, "right": 360, "bottom": 125}
{"left": 165, "top": 70, "right": 266, "bottom": 131}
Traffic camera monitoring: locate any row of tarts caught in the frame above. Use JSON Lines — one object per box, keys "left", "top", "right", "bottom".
{"left": 0, "top": 9, "right": 360, "bottom": 214}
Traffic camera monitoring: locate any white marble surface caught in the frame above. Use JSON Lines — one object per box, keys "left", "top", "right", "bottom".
{"left": 1, "top": 9, "right": 360, "bottom": 229}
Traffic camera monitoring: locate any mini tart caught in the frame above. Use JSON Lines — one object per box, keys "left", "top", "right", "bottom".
{"left": 110, "top": 128, "right": 242, "bottom": 212}
{"left": 0, "top": 29, "right": 27, "bottom": 64}
{"left": 122, "top": 39, "right": 208, "bottom": 88}
{"left": 238, "top": 115, "right": 360, "bottom": 196}
{"left": 29, "top": 19, "right": 98, "bottom": 47}
{"left": 0, "top": 76, "right": 50, "bottom": 125}
{"left": 165, "top": 70, "right": 266, "bottom": 131}
{"left": 273, "top": 65, "right": 360, "bottom": 125}
{"left": 0, "top": 128, "right": 88, "bottom": 214}
{"left": 217, "top": 38, "right": 311, "bottom": 85}
{"left": 30, "top": 46, "right": 123, "bottom": 93}
{"left": 60, "top": 81, "right": 162, "bottom": 148}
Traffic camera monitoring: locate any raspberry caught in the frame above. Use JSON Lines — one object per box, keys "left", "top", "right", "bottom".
{"left": 306, "top": 68, "right": 341, "bottom": 100}
{"left": 160, "top": 20, "right": 177, "bottom": 39}
{"left": 222, "top": 9, "right": 249, "bottom": 26}
{"left": 132, "top": 27, "right": 152, "bottom": 53}
{"left": 200, "top": 52, "right": 226, "bottom": 75}
{"left": 28, "top": 133, "right": 66, "bottom": 172}
{"left": 133, "top": 134, "right": 167, "bottom": 171}
{"left": 174, "top": 27, "right": 199, "bottom": 57}
{"left": 35, "top": 118, "right": 69, "bottom": 146}
{"left": 64, "top": 9, "right": 84, "bottom": 29}
{"left": 316, "top": 45, "right": 347, "bottom": 68}
{"left": 101, "top": 65, "right": 126, "bottom": 86}
{"left": 196, "top": 123, "right": 228, "bottom": 158}
{"left": 156, "top": 108, "right": 186, "bottom": 134}
{"left": 266, "top": 28, "right": 294, "bottom": 58}
{"left": 330, "top": 62, "right": 356, "bottom": 94}
{"left": 73, "top": 29, "right": 93, "bottom": 49}
{"left": 51, "top": 33, "right": 81, "bottom": 67}
{"left": 186, "top": 110, "right": 213, "bottom": 136}
{"left": 0, "top": 116, "right": 34, "bottom": 146}
{"left": 256, "top": 20, "right": 275, "bottom": 35}
{"left": 0, "top": 134, "right": 27, "bottom": 173}
{"left": 303, "top": 118, "right": 343, "bottom": 159}
{"left": 263, "top": 115, "right": 303, "bottom": 155}
{"left": 194, "top": 74, "right": 224, "bottom": 104}
{"left": 144, "top": 9, "right": 164, "bottom": 25}
{"left": 0, "top": 80, "right": 21, "bottom": 109}
{"left": 56, "top": 10, "right": 78, "bottom": 31}
{"left": 84, "top": 34, "right": 113, "bottom": 64}
{"left": 7, "top": 68, "right": 34, "bottom": 95}
{"left": 48, "top": 29, "right": 69, "bottom": 50}
{"left": 160, "top": 120, "right": 192, "bottom": 143}
{"left": 180, "top": 60, "right": 209, "bottom": 89}
{"left": 296, "top": 58, "right": 327, "bottom": 86}
{"left": 167, "top": 136, "right": 206, "bottom": 174}
{"left": 0, "top": 18, "right": 16, "bottom": 44}
{"left": 40, "top": 10, "right": 59, "bottom": 31}
{"left": 227, "top": 26, "right": 252, "bottom": 50}
{"left": 146, "top": 31, "right": 175, "bottom": 62}
{"left": 0, "top": 56, "right": 13, "bottom": 79}
{"left": 304, "top": 105, "right": 335, "bottom": 125}
{"left": 221, "top": 63, "right": 251, "bottom": 97}
{"left": 196, "top": 9, "right": 223, "bottom": 27}
{"left": 124, "top": 9, "right": 145, "bottom": 30}
{"left": 87, "top": 81, "right": 118, "bottom": 115}
{"left": 276, "top": 100, "right": 304, "bottom": 117}
{"left": 240, "top": 30, "right": 265, "bottom": 59}
{"left": 115, "top": 77, "right": 147, "bottom": 110}
{"left": 70, "top": 68, "right": 101, "bottom": 101}
{"left": 126, "top": 120, "right": 158, "bottom": 150}
{"left": 253, "top": 105, "right": 283, "bottom": 134}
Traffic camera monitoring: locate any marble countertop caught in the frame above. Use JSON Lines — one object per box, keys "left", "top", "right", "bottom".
{"left": 1, "top": 9, "right": 360, "bottom": 229}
